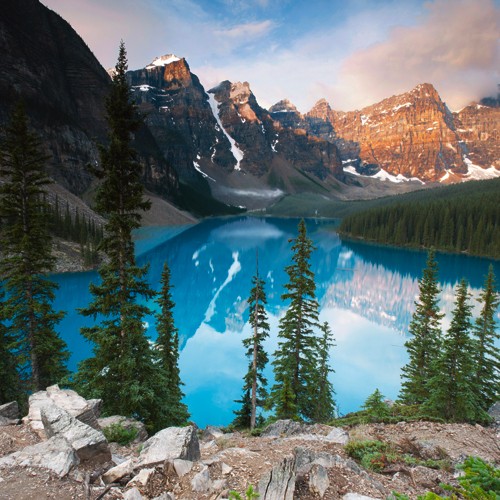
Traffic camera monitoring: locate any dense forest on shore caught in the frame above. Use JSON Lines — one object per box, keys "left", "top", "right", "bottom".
{"left": 338, "top": 178, "right": 500, "bottom": 259}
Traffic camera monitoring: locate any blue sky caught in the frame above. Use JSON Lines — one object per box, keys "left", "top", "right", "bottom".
{"left": 42, "top": 0, "right": 499, "bottom": 112}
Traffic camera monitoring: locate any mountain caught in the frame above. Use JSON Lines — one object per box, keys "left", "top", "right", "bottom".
{"left": 0, "top": 0, "right": 178, "bottom": 202}
{"left": 271, "top": 83, "right": 500, "bottom": 184}
{"left": 126, "top": 57, "right": 344, "bottom": 209}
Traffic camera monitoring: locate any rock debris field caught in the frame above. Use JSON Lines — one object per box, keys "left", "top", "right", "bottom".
{"left": 0, "top": 386, "right": 498, "bottom": 499}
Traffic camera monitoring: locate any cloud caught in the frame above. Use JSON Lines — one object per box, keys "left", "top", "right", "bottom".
{"left": 335, "top": 0, "right": 500, "bottom": 110}
{"left": 215, "top": 20, "right": 275, "bottom": 39}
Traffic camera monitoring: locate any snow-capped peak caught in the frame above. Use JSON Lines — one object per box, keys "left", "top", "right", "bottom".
{"left": 146, "top": 54, "right": 180, "bottom": 69}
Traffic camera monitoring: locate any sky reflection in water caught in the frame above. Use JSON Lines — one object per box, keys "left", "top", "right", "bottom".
{"left": 52, "top": 216, "right": 500, "bottom": 427}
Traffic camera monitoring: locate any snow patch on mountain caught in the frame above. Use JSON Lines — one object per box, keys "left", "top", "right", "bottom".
{"left": 207, "top": 92, "right": 244, "bottom": 171}
{"left": 463, "top": 157, "right": 500, "bottom": 180}
{"left": 146, "top": 54, "right": 180, "bottom": 69}
{"left": 193, "top": 161, "right": 215, "bottom": 182}
{"left": 343, "top": 165, "right": 424, "bottom": 184}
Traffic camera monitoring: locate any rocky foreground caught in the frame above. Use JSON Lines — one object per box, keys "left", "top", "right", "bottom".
{"left": 0, "top": 387, "right": 498, "bottom": 500}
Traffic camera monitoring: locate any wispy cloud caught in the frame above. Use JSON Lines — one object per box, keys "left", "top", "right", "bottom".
{"left": 214, "top": 20, "right": 275, "bottom": 39}
{"left": 335, "top": 0, "right": 500, "bottom": 110}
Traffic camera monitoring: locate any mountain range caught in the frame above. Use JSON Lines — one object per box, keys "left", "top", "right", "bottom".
{"left": 1, "top": 0, "right": 499, "bottom": 218}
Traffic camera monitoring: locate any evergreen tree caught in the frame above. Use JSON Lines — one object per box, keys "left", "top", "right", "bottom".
{"left": 0, "top": 288, "right": 20, "bottom": 404}
{"left": 233, "top": 254, "right": 270, "bottom": 429}
{"left": 74, "top": 43, "right": 162, "bottom": 429}
{"left": 425, "top": 279, "right": 486, "bottom": 422}
{"left": 270, "top": 219, "right": 321, "bottom": 421}
{"left": 0, "top": 102, "right": 68, "bottom": 393}
{"left": 310, "top": 321, "right": 336, "bottom": 422}
{"left": 362, "top": 388, "right": 390, "bottom": 419}
{"left": 399, "top": 249, "right": 443, "bottom": 405}
{"left": 473, "top": 265, "right": 500, "bottom": 410}
{"left": 154, "top": 262, "right": 189, "bottom": 426}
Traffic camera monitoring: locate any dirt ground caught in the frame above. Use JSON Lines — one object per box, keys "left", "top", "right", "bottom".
{"left": 0, "top": 421, "right": 498, "bottom": 499}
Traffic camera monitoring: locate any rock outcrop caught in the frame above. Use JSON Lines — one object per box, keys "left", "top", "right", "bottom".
{"left": 270, "top": 83, "right": 500, "bottom": 184}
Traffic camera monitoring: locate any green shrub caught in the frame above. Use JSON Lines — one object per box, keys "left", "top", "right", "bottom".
{"left": 345, "top": 440, "right": 389, "bottom": 461}
{"left": 102, "top": 422, "right": 138, "bottom": 445}
{"left": 229, "top": 484, "right": 259, "bottom": 499}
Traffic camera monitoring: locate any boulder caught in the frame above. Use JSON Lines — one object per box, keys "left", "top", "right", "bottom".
{"left": 41, "top": 403, "right": 110, "bottom": 462}
{"left": 102, "top": 458, "right": 133, "bottom": 484}
{"left": 0, "top": 416, "right": 19, "bottom": 427}
{"left": 0, "top": 402, "right": 19, "bottom": 420}
{"left": 137, "top": 426, "right": 200, "bottom": 467}
{"left": 191, "top": 467, "right": 211, "bottom": 493}
{"left": 261, "top": 419, "right": 306, "bottom": 438}
{"left": 0, "top": 436, "right": 78, "bottom": 477}
{"left": 326, "top": 427, "right": 349, "bottom": 445}
{"left": 173, "top": 459, "right": 193, "bottom": 477}
{"left": 98, "top": 415, "right": 148, "bottom": 443}
{"left": 128, "top": 467, "right": 154, "bottom": 487}
{"left": 258, "top": 455, "right": 296, "bottom": 500}
{"left": 201, "top": 425, "right": 224, "bottom": 441}
{"left": 123, "top": 487, "right": 143, "bottom": 500}
{"left": 309, "top": 463, "right": 329, "bottom": 498}
{"left": 25, "top": 385, "right": 100, "bottom": 432}
{"left": 152, "top": 494, "right": 175, "bottom": 500}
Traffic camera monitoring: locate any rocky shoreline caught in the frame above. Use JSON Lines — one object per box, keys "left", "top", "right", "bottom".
{"left": 0, "top": 387, "right": 499, "bottom": 499}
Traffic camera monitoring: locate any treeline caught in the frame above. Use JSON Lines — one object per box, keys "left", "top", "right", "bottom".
{"left": 339, "top": 178, "right": 500, "bottom": 259}
{"left": 44, "top": 196, "right": 104, "bottom": 266}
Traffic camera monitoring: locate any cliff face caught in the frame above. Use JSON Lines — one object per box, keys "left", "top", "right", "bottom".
{"left": 315, "top": 84, "right": 465, "bottom": 181}
{"left": 0, "top": 0, "right": 178, "bottom": 198}
{"left": 455, "top": 104, "right": 500, "bottom": 171}
{"left": 271, "top": 83, "right": 499, "bottom": 184}
{"left": 127, "top": 56, "right": 235, "bottom": 188}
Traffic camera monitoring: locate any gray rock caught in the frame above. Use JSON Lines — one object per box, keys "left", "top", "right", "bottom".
{"left": 0, "top": 416, "right": 19, "bottom": 427}
{"left": 0, "top": 436, "right": 78, "bottom": 477}
{"left": 343, "top": 494, "right": 378, "bottom": 500}
{"left": 309, "top": 464, "right": 329, "bottom": 498}
{"left": 295, "top": 448, "right": 354, "bottom": 472}
{"left": 201, "top": 425, "right": 224, "bottom": 441}
{"left": 152, "top": 494, "right": 175, "bottom": 500}
{"left": 488, "top": 402, "right": 500, "bottom": 425}
{"left": 123, "top": 487, "right": 143, "bottom": 500}
{"left": 261, "top": 419, "right": 306, "bottom": 438}
{"left": 0, "top": 402, "right": 19, "bottom": 420}
{"left": 137, "top": 426, "right": 200, "bottom": 467}
{"left": 102, "top": 458, "right": 133, "bottom": 484}
{"left": 191, "top": 467, "right": 211, "bottom": 493}
{"left": 326, "top": 427, "right": 349, "bottom": 445}
{"left": 258, "top": 455, "right": 296, "bottom": 500}
{"left": 173, "top": 459, "right": 193, "bottom": 477}
{"left": 128, "top": 468, "right": 154, "bottom": 487}
{"left": 25, "top": 385, "right": 100, "bottom": 432}
{"left": 87, "top": 399, "right": 103, "bottom": 419}
{"left": 41, "top": 403, "right": 110, "bottom": 462}
{"left": 98, "top": 415, "right": 148, "bottom": 443}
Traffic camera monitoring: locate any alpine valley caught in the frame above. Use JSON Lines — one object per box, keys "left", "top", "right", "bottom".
{"left": 0, "top": 0, "right": 499, "bottom": 220}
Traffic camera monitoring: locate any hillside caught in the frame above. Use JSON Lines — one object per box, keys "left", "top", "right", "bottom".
{"left": 337, "top": 178, "right": 500, "bottom": 259}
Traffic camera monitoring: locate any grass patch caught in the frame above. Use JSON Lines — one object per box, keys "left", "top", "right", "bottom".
{"left": 102, "top": 422, "right": 138, "bottom": 446}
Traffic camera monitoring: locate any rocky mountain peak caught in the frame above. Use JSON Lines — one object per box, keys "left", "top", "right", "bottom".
{"left": 309, "top": 98, "right": 332, "bottom": 116}
{"left": 268, "top": 99, "right": 299, "bottom": 114}
{"left": 145, "top": 54, "right": 181, "bottom": 69}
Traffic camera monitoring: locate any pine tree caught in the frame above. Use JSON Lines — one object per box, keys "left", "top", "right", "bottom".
{"left": 0, "top": 102, "right": 68, "bottom": 394}
{"left": 399, "top": 249, "right": 443, "bottom": 405}
{"left": 425, "top": 279, "right": 486, "bottom": 422}
{"left": 271, "top": 219, "right": 321, "bottom": 421}
{"left": 0, "top": 288, "right": 20, "bottom": 404}
{"left": 233, "top": 253, "right": 270, "bottom": 429}
{"left": 74, "top": 43, "right": 163, "bottom": 429}
{"left": 362, "top": 388, "right": 390, "bottom": 419}
{"left": 154, "top": 262, "right": 189, "bottom": 426}
{"left": 310, "top": 321, "right": 336, "bottom": 422}
{"left": 472, "top": 265, "right": 500, "bottom": 411}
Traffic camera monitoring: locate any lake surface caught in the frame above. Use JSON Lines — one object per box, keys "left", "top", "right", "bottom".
{"left": 51, "top": 217, "right": 500, "bottom": 427}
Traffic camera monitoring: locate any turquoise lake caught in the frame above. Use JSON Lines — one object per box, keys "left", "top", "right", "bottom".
{"left": 51, "top": 217, "right": 500, "bottom": 428}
